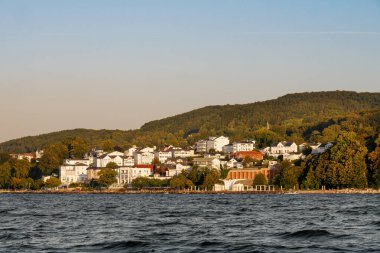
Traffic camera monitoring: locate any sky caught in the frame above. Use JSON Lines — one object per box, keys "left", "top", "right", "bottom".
{"left": 0, "top": 0, "right": 379, "bottom": 142}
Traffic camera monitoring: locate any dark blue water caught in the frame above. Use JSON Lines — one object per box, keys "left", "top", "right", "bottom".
{"left": 0, "top": 194, "right": 379, "bottom": 253}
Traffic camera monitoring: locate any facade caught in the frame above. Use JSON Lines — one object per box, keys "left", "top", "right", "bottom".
{"left": 312, "top": 142, "right": 334, "bottom": 154}
{"left": 206, "top": 136, "right": 230, "bottom": 152}
{"left": 196, "top": 140, "right": 208, "bottom": 153}
{"left": 193, "top": 157, "right": 221, "bottom": 169}
{"left": 134, "top": 151, "right": 155, "bottom": 165}
{"left": 60, "top": 159, "right": 90, "bottom": 184}
{"left": 172, "top": 149, "right": 195, "bottom": 158}
{"left": 93, "top": 151, "right": 125, "bottom": 167}
{"left": 226, "top": 168, "right": 276, "bottom": 184}
{"left": 270, "top": 142, "right": 298, "bottom": 154}
{"left": 222, "top": 144, "right": 233, "bottom": 154}
{"left": 154, "top": 150, "right": 173, "bottom": 163}
{"left": 232, "top": 141, "right": 255, "bottom": 153}
{"left": 9, "top": 153, "right": 35, "bottom": 162}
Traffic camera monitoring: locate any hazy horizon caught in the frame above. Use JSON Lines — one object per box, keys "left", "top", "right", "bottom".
{"left": 1, "top": 0, "right": 379, "bottom": 142}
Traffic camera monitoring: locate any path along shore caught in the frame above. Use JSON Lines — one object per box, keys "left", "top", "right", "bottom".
{"left": 0, "top": 189, "right": 379, "bottom": 194}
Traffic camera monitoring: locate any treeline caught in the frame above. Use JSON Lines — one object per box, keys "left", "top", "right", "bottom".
{"left": 0, "top": 91, "right": 379, "bottom": 153}
{"left": 129, "top": 166, "right": 225, "bottom": 190}
{"left": 274, "top": 131, "right": 380, "bottom": 189}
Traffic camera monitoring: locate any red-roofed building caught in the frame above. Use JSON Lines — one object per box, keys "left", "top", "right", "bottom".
{"left": 232, "top": 151, "right": 263, "bottom": 160}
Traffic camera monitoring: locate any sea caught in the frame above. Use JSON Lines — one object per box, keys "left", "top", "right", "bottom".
{"left": 0, "top": 193, "right": 379, "bottom": 253}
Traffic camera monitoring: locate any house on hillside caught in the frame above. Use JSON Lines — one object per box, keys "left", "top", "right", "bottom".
{"left": 193, "top": 157, "right": 221, "bottom": 170}
{"left": 270, "top": 142, "right": 298, "bottom": 154}
{"left": 60, "top": 159, "right": 90, "bottom": 184}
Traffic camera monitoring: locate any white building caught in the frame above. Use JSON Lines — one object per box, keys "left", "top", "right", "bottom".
{"left": 312, "top": 142, "right": 334, "bottom": 154}
{"left": 172, "top": 149, "right": 195, "bottom": 158}
{"left": 232, "top": 141, "right": 255, "bottom": 153}
{"left": 154, "top": 150, "right": 173, "bottom": 163}
{"left": 196, "top": 140, "right": 208, "bottom": 153}
{"left": 134, "top": 151, "right": 155, "bottom": 165}
{"left": 206, "top": 136, "right": 230, "bottom": 152}
{"left": 222, "top": 144, "right": 233, "bottom": 154}
{"left": 125, "top": 146, "right": 138, "bottom": 156}
{"left": 193, "top": 157, "right": 221, "bottom": 170}
{"left": 119, "top": 166, "right": 152, "bottom": 185}
{"left": 123, "top": 156, "right": 135, "bottom": 167}
{"left": 60, "top": 159, "right": 90, "bottom": 184}
{"left": 270, "top": 142, "right": 298, "bottom": 154}
{"left": 93, "top": 151, "right": 125, "bottom": 167}
{"left": 226, "top": 158, "right": 238, "bottom": 168}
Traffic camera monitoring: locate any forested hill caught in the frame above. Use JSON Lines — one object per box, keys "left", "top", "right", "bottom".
{"left": 1, "top": 91, "right": 379, "bottom": 153}
{"left": 140, "top": 91, "right": 380, "bottom": 133}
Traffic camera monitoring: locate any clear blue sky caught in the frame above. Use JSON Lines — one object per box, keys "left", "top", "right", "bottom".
{"left": 0, "top": 0, "right": 379, "bottom": 142}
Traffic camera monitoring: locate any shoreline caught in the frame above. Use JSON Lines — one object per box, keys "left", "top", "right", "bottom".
{"left": 0, "top": 189, "right": 379, "bottom": 195}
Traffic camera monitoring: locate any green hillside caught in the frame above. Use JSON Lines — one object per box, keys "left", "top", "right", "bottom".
{"left": 1, "top": 91, "right": 379, "bottom": 153}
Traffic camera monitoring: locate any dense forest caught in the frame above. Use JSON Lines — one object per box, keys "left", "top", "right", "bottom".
{"left": 1, "top": 91, "right": 379, "bottom": 153}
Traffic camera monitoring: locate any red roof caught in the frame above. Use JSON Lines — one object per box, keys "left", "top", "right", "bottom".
{"left": 135, "top": 164, "right": 154, "bottom": 172}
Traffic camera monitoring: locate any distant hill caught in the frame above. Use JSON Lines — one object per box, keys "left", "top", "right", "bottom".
{"left": 1, "top": 91, "right": 379, "bottom": 153}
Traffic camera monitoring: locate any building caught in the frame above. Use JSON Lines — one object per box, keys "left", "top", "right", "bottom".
{"left": 312, "top": 142, "right": 334, "bottom": 154}
{"left": 222, "top": 144, "right": 233, "bottom": 154}
{"left": 134, "top": 151, "right": 155, "bottom": 165}
{"left": 193, "top": 157, "right": 221, "bottom": 170}
{"left": 196, "top": 140, "right": 208, "bottom": 153}
{"left": 60, "top": 159, "right": 90, "bottom": 184}
{"left": 270, "top": 142, "right": 298, "bottom": 154}
{"left": 206, "top": 136, "right": 230, "bottom": 152}
{"left": 154, "top": 150, "right": 173, "bottom": 163}
{"left": 232, "top": 151, "right": 264, "bottom": 160}
{"left": 226, "top": 168, "right": 277, "bottom": 184}
{"left": 93, "top": 151, "right": 126, "bottom": 167}
{"left": 9, "top": 153, "right": 35, "bottom": 162}
{"left": 232, "top": 141, "right": 255, "bottom": 153}
{"left": 87, "top": 165, "right": 152, "bottom": 186}
{"left": 172, "top": 148, "right": 195, "bottom": 158}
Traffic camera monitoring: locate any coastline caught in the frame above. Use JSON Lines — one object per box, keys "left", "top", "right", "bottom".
{"left": 1, "top": 189, "right": 379, "bottom": 195}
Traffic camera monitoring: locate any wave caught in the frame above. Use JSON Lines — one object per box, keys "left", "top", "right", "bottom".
{"left": 279, "top": 229, "right": 333, "bottom": 239}
{"left": 90, "top": 240, "right": 149, "bottom": 250}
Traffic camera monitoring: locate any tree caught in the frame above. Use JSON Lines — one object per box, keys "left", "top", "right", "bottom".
{"left": 102, "top": 140, "right": 115, "bottom": 152}
{"left": 98, "top": 168, "right": 117, "bottom": 188}
{"left": 44, "top": 177, "right": 61, "bottom": 189}
{"left": 10, "top": 159, "right": 30, "bottom": 178}
{"left": 274, "top": 160, "right": 302, "bottom": 190}
{"left": 169, "top": 174, "right": 193, "bottom": 189}
{"left": 367, "top": 147, "right": 380, "bottom": 189}
{"left": 301, "top": 131, "right": 368, "bottom": 189}
{"left": 106, "top": 162, "right": 118, "bottom": 170}
{"left": 0, "top": 162, "right": 11, "bottom": 188}
{"left": 202, "top": 169, "right": 221, "bottom": 190}
{"left": 70, "top": 137, "right": 89, "bottom": 158}
{"left": 252, "top": 173, "right": 268, "bottom": 187}
{"left": 39, "top": 143, "right": 69, "bottom": 175}
{"left": 0, "top": 153, "right": 10, "bottom": 165}
{"left": 243, "top": 156, "right": 254, "bottom": 168}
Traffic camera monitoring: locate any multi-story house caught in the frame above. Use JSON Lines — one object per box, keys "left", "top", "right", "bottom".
{"left": 232, "top": 141, "right": 255, "bottom": 153}
{"left": 60, "top": 159, "right": 90, "bottom": 184}
{"left": 193, "top": 157, "right": 221, "bottom": 170}
{"left": 134, "top": 151, "right": 155, "bottom": 165}
{"left": 206, "top": 136, "right": 230, "bottom": 152}
{"left": 154, "top": 150, "right": 173, "bottom": 163}
{"left": 270, "top": 142, "right": 298, "bottom": 154}
{"left": 196, "top": 140, "right": 208, "bottom": 153}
